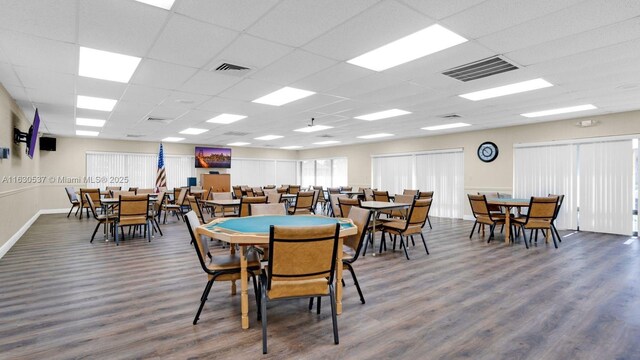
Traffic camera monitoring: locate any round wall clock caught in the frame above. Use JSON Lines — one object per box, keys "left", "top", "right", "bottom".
{"left": 477, "top": 141, "right": 498, "bottom": 162}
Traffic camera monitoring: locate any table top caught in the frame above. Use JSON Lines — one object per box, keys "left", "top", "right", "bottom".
{"left": 359, "top": 201, "right": 411, "bottom": 210}
{"left": 101, "top": 197, "right": 156, "bottom": 204}
{"left": 204, "top": 199, "right": 240, "bottom": 206}
{"left": 281, "top": 194, "right": 297, "bottom": 199}
{"left": 486, "top": 198, "right": 530, "bottom": 206}
{"left": 198, "top": 215, "right": 357, "bottom": 244}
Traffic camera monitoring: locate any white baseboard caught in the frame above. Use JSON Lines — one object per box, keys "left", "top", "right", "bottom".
{"left": 0, "top": 208, "right": 70, "bottom": 259}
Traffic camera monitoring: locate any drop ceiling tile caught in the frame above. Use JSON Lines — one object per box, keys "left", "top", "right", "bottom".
{"left": 250, "top": 50, "right": 337, "bottom": 85}
{"left": 351, "top": 81, "right": 430, "bottom": 103}
{"left": 477, "top": 0, "right": 640, "bottom": 53}
{"left": 76, "top": 77, "right": 128, "bottom": 99}
{"left": 131, "top": 59, "right": 198, "bottom": 90}
{"left": 178, "top": 70, "right": 242, "bottom": 96}
{"left": 197, "top": 97, "right": 266, "bottom": 116}
{"left": 206, "top": 34, "right": 294, "bottom": 71}
{"left": 2, "top": 85, "right": 28, "bottom": 102}
{"left": 26, "top": 89, "right": 76, "bottom": 107}
{"left": 148, "top": 14, "right": 239, "bottom": 68}
{"left": 247, "top": 0, "right": 378, "bottom": 47}
{"left": 78, "top": 0, "right": 168, "bottom": 56}
{"left": 121, "top": 85, "right": 171, "bottom": 105}
{"left": 175, "top": 0, "right": 279, "bottom": 31}
{"left": 0, "top": 63, "right": 21, "bottom": 87}
{"left": 217, "top": 78, "right": 281, "bottom": 102}
{"left": 303, "top": 1, "right": 431, "bottom": 61}
{"left": 110, "top": 101, "right": 155, "bottom": 123}
{"left": 399, "top": 0, "right": 487, "bottom": 20}
{"left": 161, "top": 91, "right": 211, "bottom": 109}
{"left": 292, "top": 63, "right": 373, "bottom": 93}
{"left": 13, "top": 66, "right": 75, "bottom": 94}
{"left": 328, "top": 72, "right": 405, "bottom": 99}
{"left": 0, "top": 31, "right": 77, "bottom": 74}
{"left": 0, "top": 0, "right": 76, "bottom": 42}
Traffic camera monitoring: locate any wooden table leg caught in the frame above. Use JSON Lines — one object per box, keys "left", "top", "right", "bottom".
{"left": 504, "top": 206, "right": 512, "bottom": 244}
{"left": 240, "top": 245, "right": 249, "bottom": 329}
{"left": 336, "top": 237, "right": 343, "bottom": 315}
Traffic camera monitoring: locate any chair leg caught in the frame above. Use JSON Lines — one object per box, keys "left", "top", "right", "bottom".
{"left": 193, "top": 279, "right": 214, "bottom": 325}
{"left": 90, "top": 222, "right": 101, "bottom": 243}
{"left": 552, "top": 223, "right": 561, "bottom": 242}
{"left": 469, "top": 221, "right": 477, "bottom": 238}
{"left": 420, "top": 233, "right": 429, "bottom": 255}
{"left": 521, "top": 225, "right": 529, "bottom": 249}
{"left": 261, "top": 280, "right": 268, "bottom": 354}
{"left": 251, "top": 272, "right": 261, "bottom": 321}
{"left": 309, "top": 297, "right": 314, "bottom": 310}
{"left": 317, "top": 296, "right": 321, "bottom": 314}
{"left": 362, "top": 231, "right": 370, "bottom": 256}
{"left": 410, "top": 235, "right": 415, "bottom": 247}
{"left": 379, "top": 231, "right": 387, "bottom": 254}
{"left": 550, "top": 227, "right": 559, "bottom": 249}
{"left": 329, "top": 285, "right": 339, "bottom": 345}
{"left": 427, "top": 217, "right": 432, "bottom": 229}
{"left": 346, "top": 263, "right": 365, "bottom": 304}
{"left": 399, "top": 236, "right": 410, "bottom": 260}
{"left": 67, "top": 205, "right": 75, "bottom": 218}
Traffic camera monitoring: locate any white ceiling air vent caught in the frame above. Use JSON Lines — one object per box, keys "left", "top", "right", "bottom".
{"left": 146, "top": 117, "right": 172, "bottom": 124}
{"left": 442, "top": 56, "right": 519, "bottom": 82}
{"left": 213, "top": 62, "right": 251, "bottom": 77}
{"left": 223, "top": 131, "right": 250, "bottom": 136}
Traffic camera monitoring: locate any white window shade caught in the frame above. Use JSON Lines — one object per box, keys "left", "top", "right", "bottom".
{"left": 332, "top": 158, "right": 348, "bottom": 186}
{"left": 297, "top": 158, "right": 347, "bottom": 188}
{"left": 301, "top": 160, "right": 315, "bottom": 187}
{"left": 372, "top": 155, "right": 413, "bottom": 196}
{"left": 415, "top": 151, "right": 464, "bottom": 218}
{"left": 275, "top": 160, "right": 298, "bottom": 185}
{"left": 578, "top": 140, "right": 633, "bottom": 235}
{"left": 316, "top": 159, "right": 332, "bottom": 187}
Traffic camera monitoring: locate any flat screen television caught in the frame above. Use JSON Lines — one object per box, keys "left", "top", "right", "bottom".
{"left": 26, "top": 109, "right": 40, "bottom": 159}
{"left": 195, "top": 146, "right": 231, "bottom": 168}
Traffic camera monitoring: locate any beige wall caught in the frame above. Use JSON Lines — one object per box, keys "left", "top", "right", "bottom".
{"left": 38, "top": 137, "right": 297, "bottom": 210}
{"left": 0, "top": 84, "right": 41, "bottom": 249}
{"left": 299, "top": 110, "right": 640, "bottom": 216}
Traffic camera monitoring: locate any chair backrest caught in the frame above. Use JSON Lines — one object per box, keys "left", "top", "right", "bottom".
{"left": 289, "top": 185, "right": 301, "bottom": 194}
{"left": 118, "top": 194, "right": 149, "bottom": 226}
{"left": 267, "top": 223, "right": 340, "bottom": 290}
{"left": 245, "top": 189, "right": 255, "bottom": 197}
{"left": 406, "top": 198, "right": 431, "bottom": 228}
{"left": 292, "top": 191, "right": 314, "bottom": 212}
{"left": 251, "top": 203, "right": 287, "bottom": 216}
{"left": 80, "top": 188, "right": 100, "bottom": 206}
{"left": 468, "top": 194, "right": 490, "bottom": 218}
{"left": 153, "top": 191, "right": 166, "bottom": 212}
{"left": 363, "top": 188, "right": 374, "bottom": 201}
{"left": 239, "top": 196, "right": 267, "bottom": 217}
{"left": 478, "top": 192, "right": 501, "bottom": 212}
{"left": 525, "top": 196, "right": 558, "bottom": 223}
{"left": 176, "top": 187, "right": 188, "bottom": 205}
{"left": 211, "top": 192, "right": 233, "bottom": 200}
{"left": 312, "top": 186, "right": 325, "bottom": 202}
{"left": 266, "top": 191, "right": 282, "bottom": 204}
{"left": 329, "top": 193, "right": 348, "bottom": 217}
{"left": 128, "top": 187, "right": 139, "bottom": 194}
{"left": 137, "top": 188, "right": 154, "bottom": 194}
{"left": 187, "top": 195, "right": 205, "bottom": 224}
{"left": 418, "top": 191, "right": 434, "bottom": 199}
{"left": 373, "top": 190, "right": 390, "bottom": 202}
{"left": 106, "top": 186, "right": 121, "bottom": 191}
{"left": 232, "top": 186, "right": 243, "bottom": 199}
{"left": 327, "top": 187, "right": 341, "bottom": 194}
{"left": 403, "top": 189, "right": 419, "bottom": 196}
{"left": 263, "top": 185, "right": 276, "bottom": 189}
{"left": 548, "top": 194, "right": 565, "bottom": 221}
{"left": 65, "top": 187, "right": 78, "bottom": 202}
{"left": 111, "top": 190, "right": 135, "bottom": 198}
{"left": 84, "top": 193, "right": 100, "bottom": 220}
{"left": 338, "top": 197, "right": 359, "bottom": 217}
{"left": 184, "top": 211, "right": 212, "bottom": 274}
{"left": 393, "top": 194, "right": 414, "bottom": 205}
{"left": 340, "top": 186, "right": 352, "bottom": 191}
{"left": 344, "top": 206, "right": 372, "bottom": 262}
{"left": 252, "top": 187, "right": 264, "bottom": 196}
{"left": 311, "top": 189, "right": 320, "bottom": 209}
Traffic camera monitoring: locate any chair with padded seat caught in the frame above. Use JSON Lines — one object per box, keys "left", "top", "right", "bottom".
{"left": 403, "top": 189, "right": 419, "bottom": 196}
{"left": 239, "top": 196, "right": 268, "bottom": 217}
{"left": 337, "top": 197, "right": 359, "bottom": 218}
{"left": 328, "top": 193, "right": 348, "bottom": 217}
{"left": 65, "top": 187, "right": 81, "bottom": 217}
{"left": 184, "top": 211, "right": 260, "bottom": 326}
{"left": 390, "top": 194, "right": 414, "bottom": 219}
{"left": 85, "top": 193, "right": 115, "bottom": 242}
{"left": 512, "top": 196, "right": 560, "bottom": 249}
{"left": 418, "top": 191, "right": 434, "bottom": 228}
{"left": 115, "top": 194, "right": 151, "bottom": 245}
{"left": 259, "top": 223, "right": 341, "bottom": 354}
{"left": 79, "top": 188, "right": 101, "bottom": 219}
{"left": 163, "top": 187, "right": 187, "bottom": 223}
{"left": 468, "top": 194, "right": 509, "bottom": 242}
{"left": 380, "top": 198, "right": 432, "bottom": 260}
{"left": 250, "top": 203, "right": 287, "bottom": 216}
{"left": 288, "top": 191, "right": 314, "bottom": 215}
{"left": 548, "top": 193, "right": 565, "bottom": 242}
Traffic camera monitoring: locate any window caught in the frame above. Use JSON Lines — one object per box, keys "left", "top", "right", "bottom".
{"left": 86, "top": 151, "right": 195, "bottom": 189}
{"left": 230, "top": 158, "right": 297, "bottom": 186}
{"left": 298, "top": 158, "right": 348, "bottom": 187}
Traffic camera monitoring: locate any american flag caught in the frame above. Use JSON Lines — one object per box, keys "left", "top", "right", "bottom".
{"left": 155, "top": 143, "right": 167, "bottom": 190}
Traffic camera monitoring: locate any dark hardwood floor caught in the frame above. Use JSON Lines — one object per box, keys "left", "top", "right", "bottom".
{"left": 1, "top": 213, "right": 639, "bottom": 359}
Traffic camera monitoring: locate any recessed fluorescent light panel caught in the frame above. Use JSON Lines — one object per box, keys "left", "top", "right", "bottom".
{"left": 252, "top": 87, "right": 315, "bottom": 106}
{"left": 313, "top": 140, "right": 341, "bottom": 145}
{"left": 77, "top": 95, "right": 117, "bottom": 112}
{"left": 294, "top": 125, "right": 333, "bottom": 133}
{"left": 207, "top": 113, "right": 247, "bottom": 124}
{"left": 347, "top": 24, "right": 467, "bottom": 71}
{"left": 459, "top": 78, "right": 553, "bottom": 101}
{"left": 162, "top": 137, "right": 184, "bottom": 142}
{"left": 134, "top": 0, "right": 175, "bottom": 10}
{"left": 280, "top": 146, "right": 303, "bottom": 150}
{"left": 254, "top": 135, "right": 283, "bottom": 141}
{"left": 357, "top": 133, "right": 394, "bottom": 139}
{"left": 355, "top": 109, "right": 411, "bottom": 121}
{"left": 179, "top": 128, "right": 208, "bottom": 135}
{"left": 422, "top": 122, "right": 471, "bottom": 131}
{"left": 76, "top": 118, "right": 105, "bottom": 127}
{"left": 521, "top": 104, "right": 597, "bottom": 118}
{"left": 79, "top": 47, "right": 141, "bottom": 83}
{"left": 227, "top": 142, "right": 250, "bottom": 146}
{"left": 76, "top": 130, "right": 99, "bottom": 137}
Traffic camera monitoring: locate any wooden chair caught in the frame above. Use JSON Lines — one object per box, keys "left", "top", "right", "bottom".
{"left": 187, "top": 195, "right": 206, "bottom": 224}
{"left": 105, "top": 186, "right": 121, "bottom": 198}
{"left": 513, "top": 196, "right": 559, "bottom": 249}
{"left": 250, "top": 203, "right": 287, "bottom": 216}
{"left": 65, "top": 187, "right": 81, "bottom": 217}
{"left": 79, "top": 188, "right": 100, "bottom": 219}
{"left": 115, "top": 194, "right": 151, "bottom": 245}
{"left": 391, "top": 194, "right": 414, "bottom": 219}
{"left": 137, "top": 188, "right": 154, "bottom": 194}
{"left": 288, "top": 191, "right": 314, "bottom": 215}
{"left": 312, "top": 186, "right": 327, "bottom": 212}
{"left": 337, "top": 197, "right": 359, "bottom": 217}
{"left": 239, "top": 196, "right": 267, "bottom": 217}
{"left": 163, "top": 187, "right": 187, "bottom": 223}
{"left": 467, "top": 194, "right": 508, "bottom": 242}
{"left": 342, "top": 206, "right": 371, "bottom": 304}
{"left": 252, "top": 187, "right": 265, "bottom": 196}
{"left": 259, "top": 223, "right": 341, "bottom": 354}
{"left": 277, "top": 185, "right": 288, "bottom": 194}
{"left": 340, "top": 186, "right": 352, "bottom": 191}
{"left": 380, "top": 198, "right": 432, "bottom": 260}
{"left": 85, "top": 193, "right": 115, "bottom": 243}
{"left": 310, "top": 189, "right": 320, "bottom": 214}
{"left": 184, "top": 211, "right": 260, "bottom": 325}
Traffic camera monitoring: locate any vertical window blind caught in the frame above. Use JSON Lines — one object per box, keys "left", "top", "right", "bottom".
{"left": 514, "top": 138, "right": 634, "bottom": 235}
{"left": 372, "top": 149, "right": 464, "bottom": 219}
{"left": 298, "top": 158, "right": 348, "bottom": 188}
{"left": 86, "top": 152, "right": 195, "bottom": 189}
{"left": 230, "top": 159, "right": 297, "bottom": 186}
